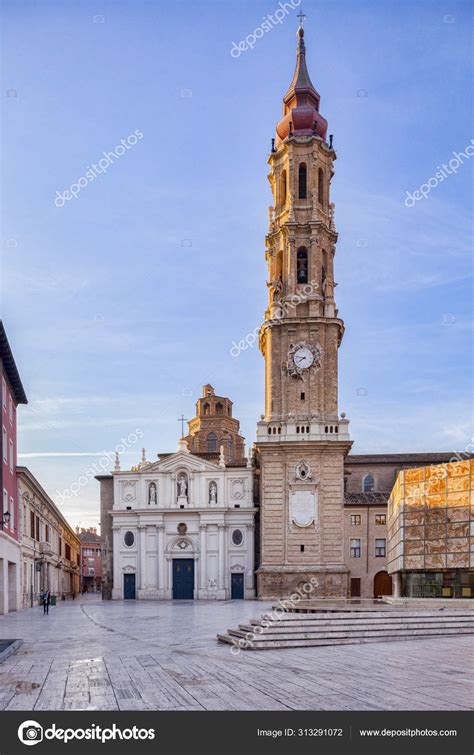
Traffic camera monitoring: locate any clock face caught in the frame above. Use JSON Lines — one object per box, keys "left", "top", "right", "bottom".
{"left": 293, "top": 346, "right": 314, "bottom": 369}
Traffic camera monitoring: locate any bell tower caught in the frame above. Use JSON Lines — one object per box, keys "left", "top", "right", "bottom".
{"left": 255, "top": 23, "right": 352, "bottom": 599}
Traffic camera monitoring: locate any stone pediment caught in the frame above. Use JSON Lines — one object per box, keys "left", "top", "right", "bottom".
{"left": 145, "top": 450, "right": 220, "bottom": 474}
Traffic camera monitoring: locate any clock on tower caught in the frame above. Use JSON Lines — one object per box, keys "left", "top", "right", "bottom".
{"left": 255, "top": 23, "right": 353, "bottom": 599}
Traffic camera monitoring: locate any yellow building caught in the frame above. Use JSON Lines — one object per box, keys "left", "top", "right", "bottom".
{"left": 387, "top": 459, "right": 474, "bottom": 598}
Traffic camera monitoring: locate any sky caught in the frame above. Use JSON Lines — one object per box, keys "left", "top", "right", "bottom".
{"left": 1, "top": 0, "right": 472, "bottom": 530}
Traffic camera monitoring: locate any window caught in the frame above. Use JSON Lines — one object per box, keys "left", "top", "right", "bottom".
{"left": 2, "top": 426, "right": 7, "bottom": 463}
{"left": 30, "top": 510, "right": 35, "bottom": 538}
{"left": 35, "top": 516, "right": 40, "bottom": 542}
{"left": 2, "top": 489, "right": 7, "bottom": 525}
{"left": 216, "top": 402, "right": 224, "bottom": 415}
{"left": 280, "top": 169, "right": 287, "bottom": 206}
{"left": 375, "top": 513, "right": 386, "bottom": 525}
{"left": 318, "top": 168, "right": 324, "bottom": 204}
{"left": 2, "top": 378, "right": 6, "bottom": 408}
{"left": 363, "top": 474, "right": 375, "bottom": 493}
{"left": 297, "top": 247, "right": 308, "bottom": 284}
{"left": 45, "top": 524, "right": 49, "bottom": 542}
{"left": 350, "top": 514, "right": 361, "bottom": 526}
{"left": 9, "top": 438, "right": 13, "bottom": 472}
{"left": 9, "top": 396, "right": 13, "bottom": 423}
{"left": 298, "top": 163, "right": 307, "bottom": 199}
{"left": 350, "top": 538, "right": 361, "bottom": 558}
{"left": 232, "top": 529, "right": 243, "bottom": 546}
{"left": 124, "top": 531, "right": 135, "bottom": 547}
{"left": 203, "top": 403, "right": 210, "bottom": 416}
{"left": 207, "top": 432, "right": 218, "bottom": 452}
{"left": 65, "top": 543, "right": 71, "bottom": 560}
{"left": 10, "top": 496, "right": 14, "bottom": 531}
{"left": 58, "top": 537, "right": 62, "bottom": 556}
{"left": 375, "top": 538, "right": 386, "bottom": 557}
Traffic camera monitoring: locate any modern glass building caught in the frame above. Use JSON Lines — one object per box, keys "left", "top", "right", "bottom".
{"left": 387, "top": 459, "right": 474, "bottom": 598}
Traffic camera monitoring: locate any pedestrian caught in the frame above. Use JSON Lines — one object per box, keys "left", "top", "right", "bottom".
{"left": 72, "top": 591, "right": 76, "bottom": 600}
{"left": 43, "top": 590, "right": 50, "bottom": 615}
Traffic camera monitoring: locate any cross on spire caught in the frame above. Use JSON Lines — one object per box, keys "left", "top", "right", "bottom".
{"left": 297, "top": 9, "right": 306, "bottom": 29}
{"left": 177, "top": 414, "right": 188, "bottom": 438}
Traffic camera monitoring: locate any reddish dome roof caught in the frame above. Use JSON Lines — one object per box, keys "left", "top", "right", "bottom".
{"left": 276, "top": 27, "right": 328, "bottom": 146}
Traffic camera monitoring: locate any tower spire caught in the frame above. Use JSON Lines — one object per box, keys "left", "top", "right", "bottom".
{"left": 276, "top": 23, "right": 328, "bottom": 146}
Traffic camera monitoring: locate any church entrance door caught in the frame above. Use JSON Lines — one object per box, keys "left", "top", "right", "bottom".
{"left": 173, "top": 559, "right": 194, "bottom": 599}
{"left": 123, "top": 573, "right": 136, "bottom": 599}
{"left": 231, "top": 573, "right": 244, "bottom": 599}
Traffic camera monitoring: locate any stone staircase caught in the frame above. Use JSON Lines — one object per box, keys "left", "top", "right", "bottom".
{"left": 217, "top": 608, "right": 474, "bottom": 650}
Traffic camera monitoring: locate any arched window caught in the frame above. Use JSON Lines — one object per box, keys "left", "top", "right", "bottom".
{"left": 227, "top": 438, "right": 234, "bottom": 462}
{"left": 297, "top": 247, "right": 308, "bottom": 284}
{"left": 280, "top": 170, "right": 287, "bottom": 206}
{"left": 318, "top": 168, "right": 324, "bottom": 204}
{"left": 203, "top": 402, "right": 210, "bottom": 416}
{"left": 216, "top": 402, "right": 224, "bottom": 415}
{"left": 207, "top": 432, "right": 217, "bottom": 452}
{"left": 298, "top": 163, "right": 307, "bottom": 199}
{"left": 363, "top": 474, "right": 375, "bottom": 493}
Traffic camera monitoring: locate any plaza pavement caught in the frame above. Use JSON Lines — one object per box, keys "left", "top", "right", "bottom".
{"left": 0, "top": 596, "right": 472, "bottom": 711}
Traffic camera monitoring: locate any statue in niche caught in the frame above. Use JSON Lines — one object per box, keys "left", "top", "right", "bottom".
{"left": 209, "top": 482, "right": 217, "bottom": 504}
{"left": 178, "top": 474, "right": 188, "bottom": 498}
{"left": 148, "top": 482, "right": 157, "bottom": 504}
{"left": 268, "top": 276, "right": 283, "bottom": 304}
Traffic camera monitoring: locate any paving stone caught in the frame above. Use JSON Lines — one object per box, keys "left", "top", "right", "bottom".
{"left": 0, "top": 596, "right": 472, "bottom": 710}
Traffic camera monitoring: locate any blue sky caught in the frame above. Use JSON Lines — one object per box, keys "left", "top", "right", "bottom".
{"left": 1, "top": 0, "right": 472, "bottom": 529}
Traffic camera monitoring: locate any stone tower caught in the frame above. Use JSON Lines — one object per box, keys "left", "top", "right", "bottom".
{"left": 255, "top": 26, "right": 352, "bottom": 599}
{"left": 184, "top": 385, "right": 246, "bottom": 465}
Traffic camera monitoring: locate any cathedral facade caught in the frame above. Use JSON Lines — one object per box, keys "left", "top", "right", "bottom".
{"left": 99, "top": 388, "right": 256, "bottom": 601}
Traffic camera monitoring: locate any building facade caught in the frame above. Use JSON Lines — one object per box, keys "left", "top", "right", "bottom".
{"left": 0, "top": 322, "right": 28, "bottom": 614}
{"left": 255, "top": 27, "right": 352, "bottom": 599}
{"left": 387, "top": 459, "right": 474, "bottom": 599}
{"left": 18, "top": 467, "right": 80, "bottom": 607}
{"left": 99, "top": 389, "right": 256, "bottom": 601}
{"left": 78, "top": 528, "right": 102, "bottom": 593}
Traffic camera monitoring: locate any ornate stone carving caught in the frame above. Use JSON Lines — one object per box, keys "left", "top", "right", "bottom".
{"left": 177, "top": 522, "right": 187, "bottom": 535}
{"left": 231, "top": 479, "right": 245, "bottom": 500}
{"left": 295, "top": 460, "right": 312, "bottom": 481}
{"left": 122, "top": 480, "right": 136, "bottom": 502}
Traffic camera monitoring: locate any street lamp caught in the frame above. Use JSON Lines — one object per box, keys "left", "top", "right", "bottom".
{"left": 1, "top": 510, "right": 10, "bottom": 526}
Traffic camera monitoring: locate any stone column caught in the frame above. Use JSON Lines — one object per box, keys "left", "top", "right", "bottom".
{"left": 199, "top": 524, "right": 207, "bottom": 592}
{"left": 246, "top": 524, "right": 255, "bottom": 595}
{"left": 138, "top": 525, "right": 147, "bottom": 591}
{"left": 112, "top": 526, "right": 121, "bottom": 599}
{"left": 157, "top": 525, "right": 165, "bottom": 592}
{"left": 218, "top": 524, "right": 225, "bottom": 592}
{"left": 393, "top": 571, "right": 402, "bottom": 598}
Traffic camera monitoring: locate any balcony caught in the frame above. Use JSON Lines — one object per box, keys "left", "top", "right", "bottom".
{"left": 256, "top": 417, "right": 350, "bottom": 443}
